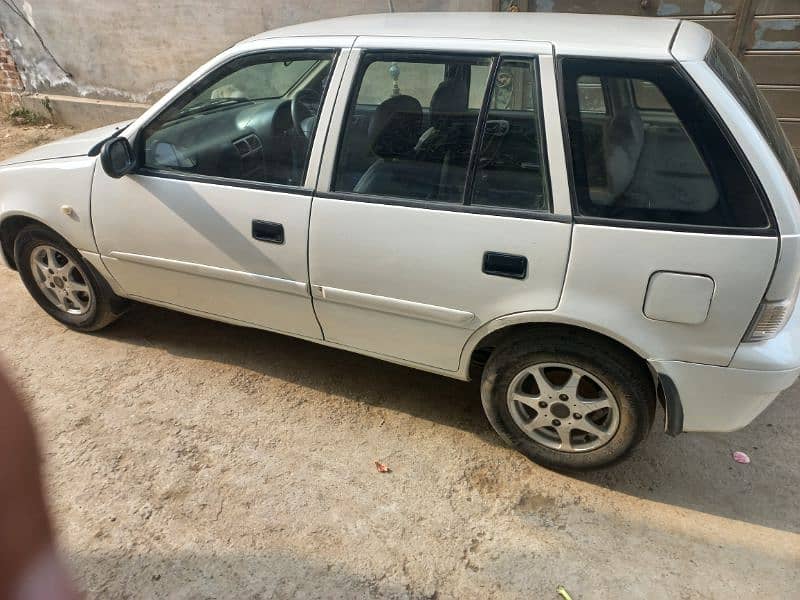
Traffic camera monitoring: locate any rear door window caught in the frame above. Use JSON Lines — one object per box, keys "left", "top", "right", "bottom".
{"left": 356, "top": 62, "right": 445, "bottom": 107}
{"left": 333, "top": 52, "right": 492, "bottom": 203}
{"left": 471, "top": 57, "right": 549, "bottom": 211}
{"left": 332, "top": 52, "right": 551, "bottom": 214}
{"left": 561, "top": 58, "right": 771, "bottom": 230}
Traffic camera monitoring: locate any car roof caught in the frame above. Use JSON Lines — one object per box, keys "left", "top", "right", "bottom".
{"left": 245, "top": 12, "right": 694, "bottom": 60}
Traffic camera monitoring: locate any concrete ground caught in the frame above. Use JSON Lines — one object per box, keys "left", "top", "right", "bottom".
{"left": 0, "top": 120, "right": 798, "bottom": 599}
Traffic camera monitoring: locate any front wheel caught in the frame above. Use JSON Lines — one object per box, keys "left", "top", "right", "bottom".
{"left": 480, "top": 331, "right": 654, "bottom": 470}
{"left": 14, "top": 225, "right": 126, "bottom": 332}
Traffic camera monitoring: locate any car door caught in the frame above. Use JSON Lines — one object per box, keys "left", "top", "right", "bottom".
{"left": 91, "top": 40, "right": 352, "bottom": 340}
{"left": 308, "top": 38, "right": 572, "bottom": 371}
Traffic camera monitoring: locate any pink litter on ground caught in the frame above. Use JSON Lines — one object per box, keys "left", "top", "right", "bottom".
{"left": 732, "top": 451, "right": 751, "bottom": 464}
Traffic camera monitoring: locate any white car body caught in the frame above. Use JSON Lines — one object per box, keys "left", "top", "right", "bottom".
{"left": 2, "top": 13, "right": 800, "bottom": 445}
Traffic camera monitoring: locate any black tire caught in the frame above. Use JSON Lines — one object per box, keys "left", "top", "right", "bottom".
{"left": 13, "top": 225, "right": 127, "bottom": 332}
{"left": 480, "top": 329, "right": 654, "bottom": 470}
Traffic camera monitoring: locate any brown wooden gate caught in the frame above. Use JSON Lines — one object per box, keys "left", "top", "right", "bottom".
{"left": 498, "top": 0, "right": 800, "bottom": 159}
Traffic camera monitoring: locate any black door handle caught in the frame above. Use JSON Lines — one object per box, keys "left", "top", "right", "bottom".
{"left": 252, "top": 220, "right": 284, "bottom": 244}
{"left": 482, "top": 251, "right": 528, "bottom": 280}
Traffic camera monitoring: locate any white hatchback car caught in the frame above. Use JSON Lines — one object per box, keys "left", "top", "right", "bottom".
{"left": 2, "top": 13, "right": 800, "bottom": 469}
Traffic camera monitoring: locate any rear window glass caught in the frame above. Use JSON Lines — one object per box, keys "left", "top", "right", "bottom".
{"left": 705, "top": 37, "right": 800, "bottom": 201}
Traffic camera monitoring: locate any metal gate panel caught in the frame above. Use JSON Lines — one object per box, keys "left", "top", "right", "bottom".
{"left": 500, "top": 0, "right": 800, "bottom": 158}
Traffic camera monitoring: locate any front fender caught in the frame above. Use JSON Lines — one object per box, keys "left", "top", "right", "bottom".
{"left": 0, "top": 156, "right": 99, "bottom": 261}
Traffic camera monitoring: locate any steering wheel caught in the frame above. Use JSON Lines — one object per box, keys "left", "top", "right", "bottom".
{"left": 291, "top": 88, "right": 322, "bottom": 139}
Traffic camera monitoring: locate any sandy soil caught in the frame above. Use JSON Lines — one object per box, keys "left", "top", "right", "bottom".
{"left": 0, "top": 118, "right": 73, "bottom": 161}
{"left": 0, "top": 120, "right": 798, "bottom": 599}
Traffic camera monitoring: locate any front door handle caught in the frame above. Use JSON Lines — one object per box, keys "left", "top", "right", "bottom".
{"left": 252, "top": 220, "right": 284, "bottom": 244}
{"left": 482, "top": 251, "right": 528, "bottom": 280}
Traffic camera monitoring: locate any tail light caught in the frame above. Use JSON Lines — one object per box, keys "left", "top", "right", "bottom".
{"left": 743, "top": 299, "right": 796, "bottom": 342}
{"left": 742, "top": 236, "right": 800, "bottom": 343}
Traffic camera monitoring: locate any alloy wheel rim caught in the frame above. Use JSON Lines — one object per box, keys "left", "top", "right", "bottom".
{"left": 506, "top": 362, "right": 620, "bottom": 453}
{"left": 29, "top": 245, "right": 93, "bottom": 316}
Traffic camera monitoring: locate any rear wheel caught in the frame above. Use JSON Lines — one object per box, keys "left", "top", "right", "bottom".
{"left": 480, "top": 330, "right": 654, "bottom": 470}
{"left": 14, "top": 225, "right": 127, "bottom": 331}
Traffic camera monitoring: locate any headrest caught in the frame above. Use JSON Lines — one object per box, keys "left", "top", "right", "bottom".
{"left": 368, "top": 95, "right": 423, "bottom": 158}
{"left": 429, "top": 79, "right": 468, "bottom": 129}
{"left": 600, "top": 107, "right": 645, "bottom": 202}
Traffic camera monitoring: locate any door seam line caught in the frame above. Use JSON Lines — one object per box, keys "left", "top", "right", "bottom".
{"left": 306, "top": 45, "right": 356, "bottom": 341}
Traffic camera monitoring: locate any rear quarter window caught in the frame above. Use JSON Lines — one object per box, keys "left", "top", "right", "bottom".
{"left": 561, "top": 58, "right": 771, "bottom": 231}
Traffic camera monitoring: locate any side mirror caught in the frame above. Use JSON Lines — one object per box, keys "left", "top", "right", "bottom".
{"left": 100, "top": 137, "right": 135, "bottom": 178}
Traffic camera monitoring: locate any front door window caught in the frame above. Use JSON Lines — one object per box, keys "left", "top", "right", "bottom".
{"left": 140, "top": 51, "right": 336, "bottom": 187}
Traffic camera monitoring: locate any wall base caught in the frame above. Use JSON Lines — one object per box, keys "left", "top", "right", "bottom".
{"left": 1, "top": 92, "right": 148, "bottom": 130}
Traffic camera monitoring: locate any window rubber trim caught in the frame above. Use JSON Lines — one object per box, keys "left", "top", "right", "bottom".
{"left": 135, "top": 168, "right": 313, "bottom": 196}
{"left": 573, "top": 215, "right": 776, "bottom": 236}
{"left": 555, "top": 55, "right": 778, "bottom": 237}
{"left": 462, "top": 56, "right": 500, "bottom": 206}
{"left": 314, "top": 191, "right": 570, "bottom": 222}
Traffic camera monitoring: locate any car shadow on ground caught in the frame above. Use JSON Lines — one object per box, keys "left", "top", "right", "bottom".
{"left": 95, "top": 303, "right": 800, "bottom": 534}
{"left": 67, "top": 549, "right": 417, "bottom": 598}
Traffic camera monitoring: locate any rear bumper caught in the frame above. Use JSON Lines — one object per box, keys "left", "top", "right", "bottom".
{"left": 651, "top": 360, "right": 800, "bottom": 432}
{"left": 652, "top": 301, "right": 800, "bottom": 433}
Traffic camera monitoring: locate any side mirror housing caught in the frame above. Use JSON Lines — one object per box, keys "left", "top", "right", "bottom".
{"left": 100, "top": 137, "right": 135, "bottom": 178}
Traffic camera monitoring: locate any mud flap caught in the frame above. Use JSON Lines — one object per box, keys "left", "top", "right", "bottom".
{"left": 658, "top": 373, "right": 684, "bottom": 436}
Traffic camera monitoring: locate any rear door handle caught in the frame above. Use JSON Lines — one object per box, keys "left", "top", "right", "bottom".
{"left": 482, "top": 251, "right": 528, "bottom": 280}
{"left": 252, "top": 220, "right": 284, "bottom": 244}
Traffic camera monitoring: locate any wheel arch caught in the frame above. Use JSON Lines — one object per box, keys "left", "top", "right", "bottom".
{"left": 461, "top": 314, "right": 655, "bottom": 385}
{"left": 463, "top": 315, "right": 663, "bottom": 431}
{"left": 0, "top": 213, "right": 70, "bottom": 270}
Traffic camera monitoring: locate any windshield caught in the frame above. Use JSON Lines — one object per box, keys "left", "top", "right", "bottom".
{"left": 183, "top": 59, "right": 319, "bottom": 110}
{"left": 705, "top": 37, "right": 800, "bottom": 201}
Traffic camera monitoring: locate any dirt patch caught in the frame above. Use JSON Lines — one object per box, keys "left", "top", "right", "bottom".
{"left": 0, "top": 119, "right": 798, "bottom": 598}
{"left": 0, "top": 115, "right": 73, "bottom": 162}
{"left": 514, "top": 491, "right": 558, "bottom": 514}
